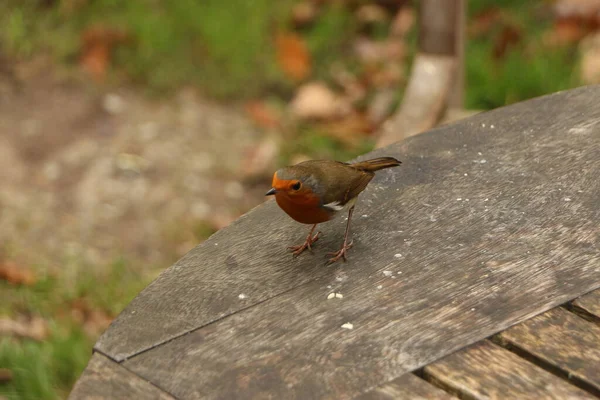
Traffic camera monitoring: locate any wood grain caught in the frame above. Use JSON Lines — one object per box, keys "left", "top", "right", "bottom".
{"left": 424, "top": 340, "right": 594, "bottom": 400}
{"left": 357, "top": 373, "right": 456, "bottom": 400}
{"left": 499, "top": 307, "right": 600, "bottom": 392}
{"left": 68, "top": 353, "right": 174, "bottom": 400}
{"left": 573, "top": 289, "right": 600, "bottom": 319}
{"left": 91, "top": 86, "right": 600, "bottom": 398}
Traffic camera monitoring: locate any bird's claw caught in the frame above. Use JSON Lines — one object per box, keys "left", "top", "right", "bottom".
{"left": 289, "top": 231, "right": 322, "bottom": 257}
{"left": 326, "top": 241, "right": 354, "bottom": 264}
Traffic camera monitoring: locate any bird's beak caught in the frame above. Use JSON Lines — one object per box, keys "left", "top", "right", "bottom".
{"left": 265, "top": 188, "right": 277, "bottom": 196}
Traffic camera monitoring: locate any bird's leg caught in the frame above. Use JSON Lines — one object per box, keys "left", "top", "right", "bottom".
{"left": 288, "top": 224, "right": 321, "bottom": 257}
{"left": 327, "top": 206, "right": 355, "bottom": 264}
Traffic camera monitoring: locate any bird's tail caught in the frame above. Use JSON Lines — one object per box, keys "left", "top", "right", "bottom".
{"left": 350, "top": 157, "right": 401, "bottom": 172}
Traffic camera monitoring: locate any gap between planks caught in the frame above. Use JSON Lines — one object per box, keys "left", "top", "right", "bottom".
{"left": 412, "top": 303, "right": 600, "bottom": 399}
{"left": 490, "top": 308, "right": 600, "bottom": 398}
{"left": 113, "top": 281, "right": 311, "bottom": 363}
{"left": 489, "top": 336, "right": 600, "bottom": 398}
{"left": 564, "top": 304, "right": 600, "bottom": 326}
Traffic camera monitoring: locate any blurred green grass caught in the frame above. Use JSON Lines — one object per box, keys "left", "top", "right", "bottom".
{"left": 466, "top": 0, "right": 581, "bottom": 109}
{"left": 0, "top": 0, "right": 581, "bottom": 105}
{"left": 0, "top": 1, "right": 586, "bottom": 399}
{"left": 1, "top": 326, "right": 90, "bottom": 400}
{"left": 1, "top": 259, "right": 153, "bottom": 400}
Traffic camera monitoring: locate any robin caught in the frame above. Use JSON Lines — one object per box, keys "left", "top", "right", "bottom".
{"left": 266, "top": 157, "right": 401, "bottom": 263}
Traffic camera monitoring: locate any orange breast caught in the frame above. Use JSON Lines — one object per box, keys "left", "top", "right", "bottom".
{"left": 275, "top": 193, "right": 332, "bottom": 224}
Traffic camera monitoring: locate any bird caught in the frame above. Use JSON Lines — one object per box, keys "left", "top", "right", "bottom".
{"left": 266, "top": 156, "right": 401, "bottom": 263}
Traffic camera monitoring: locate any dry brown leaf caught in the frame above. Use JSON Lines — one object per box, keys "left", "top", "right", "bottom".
{"left": 59, "top": 0, "right": 89, "bottom": 14}
{"left": 354, "top": 37, "right": 387, "bottom": 64}
{"left": 554, "top": 0, "right": 600, "bottom": 19}
{"left": 469, "top": 7, "right": 503, "bottom": 37}
{"left": 275, "top": 32, "right": 312, "bottom": 81}
{"left": 329, "top": 63, "right": 366, "bottom": 104}
{"left": 368, "top": 62, "right": 405, "bottom": 88}
{"left": 83, "top": 309, "right": 113, "bottom": 337}
{"left": 0, "top": 316, "right": 49, "bottom": 341}
{"left": 355, "top": 38, "right": 406, "bottom": 65}
{"left": 0, "top": 261, "right": 36, "bottom": 286}
{"left": 492, "top": 25, "right": 523, "bottom": 59}
{"left": 290, "top": 82, "right": 351, "bottom": 120}
{"left": 80, "top": 26, "right": 129, "bottom": 82}
{"left": 70, "top": 298, "right": 113, "bottom": 337}
{"left": 356, "top": 4, "right": 389, "bottom": 24}
{"left": 391, "top": 6, "right": 416, "bottom": 37}
{"left": 244, "top": 101, "right": 281, "bottom": 129}
{"left": 549, "top": 17, "right": 594, "bottom": 46}
{"left": 547, "top": 0, "right": 600, "bottom": 46}
{"left": 317, "top": 113, "right": 374, "bottom": 147}
{"left": 292, "top": 2, "right": 318, "bottom": 27}
{"left": 580, "top": 32, "right": 600, "bottom": 83}
{"left": 0, "top": 369, "right": 12, "bottom": 383}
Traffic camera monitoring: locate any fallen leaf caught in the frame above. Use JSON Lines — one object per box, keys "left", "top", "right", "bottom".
{"left": 80, "top": 25, "right": 129, "bottom": 82}
{"left": 546, "top": 0, "right": 600, "bottom": 46}
{"left": 547, "top": 16, "right": 591, "bottom": 45}
{"left": 492, "top": 24, "right": 522, "bottom": 59}
{"left": 0, "top": 369, "right": 12, "bottom": 383}
{"left": 391, "top": 6, "right": 416, "bottom": 37}
{"left": 70, "top": 298, "right": 113, "bottom": 338}
{"left": 244, "top": 101, "right": 281, "bottom": 129}
{"left": 83, "top": 309, "right": 113, "bottom": 337}
{"left": 102, "top": 93, "right": 127, "bottom": 115}
{"left": 354, "top": 37, "right": 388, "bottom": 64}
{"left": 316, "top": 112, "right": 374, "bottom": 147}
{"left": 292, "top": 2, "right": 318, "bottom": 27}
{"left": 385, "top": 39, "right": 406, "bottom": 61}
{"left": 59, "top": 0, "right": 89, "bottom": 14}
{"left": 554, "top": 0, "right": 600, "bottom": 19}
{"left": 367, "top": 62, "right": 405, "bottom": 88}
{"left": 355, "top": 4, "right": 389, "bottom": 24}
{"left": 0, "top": 316, "right": 48, "bottom": 341}
{"left": 290, "top": 82, "right": 351, "bottom": 120}
{"left": 0, "top": 261, "right": 36, "bottom": 286}
{"left": 469, "top": 7, "right": 503, "bottom": 37}
{"left": 329, "top": 63, "right": 366, "bottom": 103}
{"left": 355, "top": 37, "right": 406, "bottom": 65}
{"left": 275, "top": 32, "right": 312, "bottom": 81}
{"left": 580, "top": 32, "right": 600, "bottom": 83}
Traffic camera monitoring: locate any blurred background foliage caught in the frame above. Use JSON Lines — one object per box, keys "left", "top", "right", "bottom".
{"left": 0, "top": 0, "right": 590, "bottom": 104}
{"left": 1, "top": 0, "right": 598, "bottom": 398}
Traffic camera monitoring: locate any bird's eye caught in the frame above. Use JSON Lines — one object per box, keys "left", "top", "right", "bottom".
{"left": 291, "top": 182, "right": 301, "bottom": 191}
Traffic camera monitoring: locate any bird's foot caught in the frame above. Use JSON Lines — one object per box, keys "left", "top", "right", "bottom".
{"left": 289, "top": 231, "right": 322, "bottom": 257}
{"left": 327, "top": 241, "right": 354, "bottom": 264}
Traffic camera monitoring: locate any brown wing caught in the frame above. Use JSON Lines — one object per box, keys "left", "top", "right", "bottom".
{"left": 291, "top": 159, "right": 374, "bottom": 209}
{"left": 319, "top": 165, "right": 374, "bottom": 208}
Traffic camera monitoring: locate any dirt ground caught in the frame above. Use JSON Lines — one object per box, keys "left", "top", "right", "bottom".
{"left": 0, "top": 60, "right": 270, "bottom": 272}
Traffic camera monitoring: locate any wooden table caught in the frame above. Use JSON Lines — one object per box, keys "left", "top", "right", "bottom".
{"left": 69, "top": 86, "right": 600, "bottom": 399}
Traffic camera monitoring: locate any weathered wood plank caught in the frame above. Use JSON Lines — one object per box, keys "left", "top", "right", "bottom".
{"left": 358, "top": 373, "right": 456, "bottom": 400}
{"left": 499, "top": 307, "right": 600, "bottom": 392}
{"left": 68, "top": 353, "right": 174, "bottom": 400}
{"left": 99, "top": 86, "right": 600, "bottom": 398}
{"left": 573, "top": 289, "right": 600, "bottom": 318}
{"left": 424, "top": 340, "right": 594, "bottom": 400}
